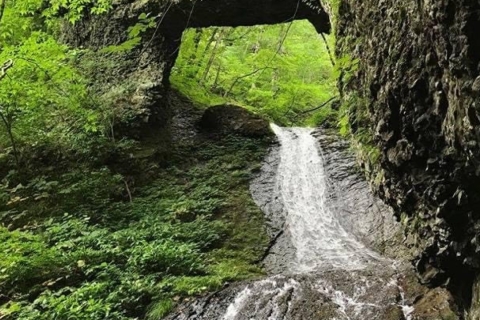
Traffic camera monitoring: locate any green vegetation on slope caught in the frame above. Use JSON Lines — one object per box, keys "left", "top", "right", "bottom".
{"left": 171, "top": 20, "right": 338, "bottom": 126}
{"left": 0, "top": 1, "right": 272, "bottom": 318}
{"left": 0, "top": 132, "right": 270, "bottom": 319}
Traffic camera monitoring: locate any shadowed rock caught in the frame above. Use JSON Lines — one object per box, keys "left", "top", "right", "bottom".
{"left": 199, "top": 105, "right": 273, "bottom": 137}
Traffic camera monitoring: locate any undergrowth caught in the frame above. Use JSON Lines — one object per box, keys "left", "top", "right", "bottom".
{"left": 0, "top": 134, "right": 270, "bottom": 319}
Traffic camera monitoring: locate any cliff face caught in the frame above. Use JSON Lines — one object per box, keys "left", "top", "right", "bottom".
{"left": 336, "top": 0, "right": 480, "bottom": 306}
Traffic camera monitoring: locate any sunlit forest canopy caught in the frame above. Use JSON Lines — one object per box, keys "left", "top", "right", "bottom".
{"left": 171, "top": 20, "right": 338, "bottom": 126}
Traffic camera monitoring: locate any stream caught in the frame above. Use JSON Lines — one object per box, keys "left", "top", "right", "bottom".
{"left": 167, "top": 125, "right": 416, "bottom": 320}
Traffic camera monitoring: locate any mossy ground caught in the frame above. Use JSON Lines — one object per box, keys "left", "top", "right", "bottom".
{"left": 0, "top": 126, "right": 271, "bottom": 319}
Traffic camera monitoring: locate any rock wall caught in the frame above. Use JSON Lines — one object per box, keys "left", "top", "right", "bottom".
{"left": 336, "top": 0, "right": 480, "bottom": 308}
{"left": 63, "top": 0, "right": 329, "bottom": 129}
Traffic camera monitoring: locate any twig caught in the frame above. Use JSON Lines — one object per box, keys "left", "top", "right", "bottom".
{"left": 124, "top": 179, "right": 133, "bottom": 203}
{"left": 283, "top": 93, "right": 298, "bottom": 116}
{"left": 0, "top": 59, "right": 13, "bottom": 81}
{"left": 167, "top": 0, "right": 198, "bottom": 58}
{"left": 137, "top": 0, "right": 174, "bottom": 59}
{"left": 270, "top": 0, "right": 300, "bottom": 61}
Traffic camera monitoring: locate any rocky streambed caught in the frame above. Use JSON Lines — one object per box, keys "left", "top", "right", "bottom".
{"left": 165, "top": 125, "right": 460, "bottom": 320}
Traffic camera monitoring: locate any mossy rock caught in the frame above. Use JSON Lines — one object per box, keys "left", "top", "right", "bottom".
{"left": 199, "top": 105, "right": 273, "bottom": 138}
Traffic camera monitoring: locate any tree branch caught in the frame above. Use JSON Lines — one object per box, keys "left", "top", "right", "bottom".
{"left": 299, "top": 96, "right": 338, "bottom": 114}
{"left": 0, "top": 59, "right": 13, "bottom": 81}
{"left": 224, "top": 66, "right": 276, "bottom": 97}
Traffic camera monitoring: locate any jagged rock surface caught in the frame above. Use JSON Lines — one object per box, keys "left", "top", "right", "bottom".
{"left": 336, "top": 0, "right": 480, "bottom": 309}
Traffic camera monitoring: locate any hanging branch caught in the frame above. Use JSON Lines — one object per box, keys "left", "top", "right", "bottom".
{"left": 299, "top": 96, "right": 339, "bottom": 114}
{"left": 320, "top": 33, "right": 336, "bottom": 67}
{"left": 283, "top": 92, "right": 298, "bottom": 116}
{"left": 137, "top": 0, "right": 174, "bottom": 59}
{"left": 223, "top": 66, "right": 277, "bottom": 97}
{"left": 167, "top": 0, "right": 199, "bottom": 58}
{"left": 272, "top": 0, "right": 300, "bottom": 59}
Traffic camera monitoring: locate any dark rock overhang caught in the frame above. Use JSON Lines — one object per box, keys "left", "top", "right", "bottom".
{"left": 159, "top": 0, "right": 331, "bottom": 37}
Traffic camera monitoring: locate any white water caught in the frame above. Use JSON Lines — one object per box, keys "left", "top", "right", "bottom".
{"left": 223, "top": 277, "right": 300, "bottom": 320}
{"left": 222, "top": 125, "right": 413, "bottom": 320}
{"left": 271, "top": 124, "right": 383, "bottom": 272}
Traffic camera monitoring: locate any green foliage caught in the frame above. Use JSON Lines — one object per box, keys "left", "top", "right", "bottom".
{"left": 146, "top": 299, "right": 174, "bottom": 320}
{"left": 0, "top": 2, "right": 344, "bottom": 319}
{"left": 171, "top": 21, "right": 338, "bottom": 126}
{"left": 0, "top": 227, "right": 66, "bottom": 291}
{"left": 0, "top": 33, "right": 97, "bottom": 146}
{"left": 102, "top": 13, "right": 157, "bottom": 53}
{"left": 0, "top": 135, "right": 270, "bottom": 319}
{"left": 43, "top": 0, "right": 112, "bottom": 24}
{"left": 0, "top": 0, "right": 116, "bottom": 167}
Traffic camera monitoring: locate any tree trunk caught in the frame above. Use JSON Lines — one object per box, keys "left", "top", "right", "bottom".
{"left": 195, "top": 28, "right": 219, "bottom": 78}
{"left": 200, "top": 29, "right": 225, "bottom": 84}
{"left": 0, "top": 110, "right": 19, "bottom": 167}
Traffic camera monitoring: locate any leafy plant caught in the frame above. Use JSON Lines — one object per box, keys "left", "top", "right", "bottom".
{"left": 102, "top": 13, "right": 158, "bottom": 53}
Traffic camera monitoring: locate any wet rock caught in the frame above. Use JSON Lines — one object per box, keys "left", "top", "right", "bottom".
{"left": 313, "top": 129, "right": 411, "bottom": 260}
{"left": 380, "top": 305, "right": 405, "bottom": 320}
{"left": 472, "top": 77, "right": 480, "bottom": 93}
{"left": 165, "top": 270, "right": 411, "bottom": 320}
{"left": 337, "top": 0, "right": 480, "bottom": 309}
{"left": 468, "top": 275, "right": 480, "bottom": 320}
{"left": 199, "top": 105, "right": 273, "bottom": 138}
{"left": 411, "top": 288, "right": 459, "bottom": 320}
{"left": 250, "top": 138, "right": 296, "bottom": 274}
{"left": 166, "top": 127, "right": 457, "bottom": 320}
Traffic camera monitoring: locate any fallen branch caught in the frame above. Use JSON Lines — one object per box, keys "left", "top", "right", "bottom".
{"left": 254, "top": 223, "right": 285, "bottom": 264}
{"left": 123, "top": 179, "right": 133, "bottom": 203}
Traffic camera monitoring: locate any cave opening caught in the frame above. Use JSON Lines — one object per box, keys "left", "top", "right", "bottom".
{"left": 168, "top": 20, "right": 337, "bottom": 126}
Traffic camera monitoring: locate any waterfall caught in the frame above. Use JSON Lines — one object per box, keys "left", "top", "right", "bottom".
{"left": 165, "top": 125, "right": 415, "bottom": 320}
{"left": 220, "top": 125, "right": 413, "bottom": 320}
{"left": 270, "top": 124, "right": 383, "bottom": 272}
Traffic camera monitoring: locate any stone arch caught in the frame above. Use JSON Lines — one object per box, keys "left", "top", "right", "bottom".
{"left": 63, "top": 0, "right": 330, "bottom": 123}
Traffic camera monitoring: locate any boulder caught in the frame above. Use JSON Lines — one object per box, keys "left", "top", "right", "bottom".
{"left": 199, "top": 105, "right": 273, "bottom": 138}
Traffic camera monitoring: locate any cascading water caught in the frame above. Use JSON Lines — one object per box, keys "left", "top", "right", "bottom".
{"left": 271, "top": 125, "right": 384, "bottom": 273}
{"left": 166, "top": 125, "right": 415, "bottom": 320}
{"left": 220, "top": 125, "right": 412, "bottom": 320}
